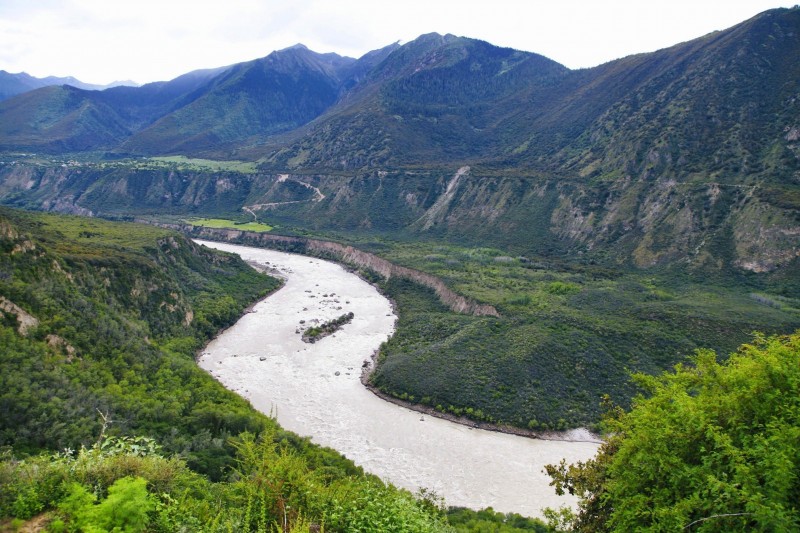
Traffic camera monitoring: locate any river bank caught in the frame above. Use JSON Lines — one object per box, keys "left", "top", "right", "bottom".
{"left": 194, "top": 240, "right": 600, "bottom": 518}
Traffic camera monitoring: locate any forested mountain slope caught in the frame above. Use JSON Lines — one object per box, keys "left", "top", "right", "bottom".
{"left": 0, "top": 208, "right": 464, "bottom": 531}
{"left": 0, "top": 207, "right": 280, "bottom": 473}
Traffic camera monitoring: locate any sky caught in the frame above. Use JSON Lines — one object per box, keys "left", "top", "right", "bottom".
{"left": 0, "top": 0, "right": 795, "bottom": 85}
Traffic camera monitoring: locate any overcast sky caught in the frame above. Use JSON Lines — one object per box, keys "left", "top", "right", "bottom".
{"left": 0, "top": 0, "right": 795, "bottom": 85}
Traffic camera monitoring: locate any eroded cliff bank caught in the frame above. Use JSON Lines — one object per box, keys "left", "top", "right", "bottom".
{"left": 144, "top": 222, "right": 499, "bottom": 317}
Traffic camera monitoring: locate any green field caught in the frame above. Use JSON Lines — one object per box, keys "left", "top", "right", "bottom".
{"left": 187, "top": 217, "right": 273, "bottom": 232}
{"left": 150, "top": 155, "right": 257, "bottom": 173}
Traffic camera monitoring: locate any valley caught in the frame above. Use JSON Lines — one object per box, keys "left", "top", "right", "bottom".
{"left": 1, "top": 5, "right": 799, "bottom": 531}
{"left": 194, "top": 240, "right": 599, "bottom": 517}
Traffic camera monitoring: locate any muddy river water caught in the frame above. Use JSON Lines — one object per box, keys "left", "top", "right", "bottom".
{"left": 195, "top": 240, "right": 600, "bottom": 518}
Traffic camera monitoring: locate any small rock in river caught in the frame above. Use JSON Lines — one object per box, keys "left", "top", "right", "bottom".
{"left": 334, "top": 371, "right": 341, "bottom": 376}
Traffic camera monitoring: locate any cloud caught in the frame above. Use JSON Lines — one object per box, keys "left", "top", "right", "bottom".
{"left": 0, "top": 0, "right": 793, "bottom": 84}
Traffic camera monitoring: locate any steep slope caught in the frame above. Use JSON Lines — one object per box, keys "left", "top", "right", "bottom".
{"left": 256, "top": 33, "right": 569, "bottom": 169}
{"left": 0, "top": 65, "right": 237, "bottom": 153}
{"left": 257, "top": 9, "right": 800, "bottom": 178}
{"left": 530, "top": 7, "right": 800, "bottom": 269}
{"left": 0, "top": 85, "right": 132, "bottom": 151}
{"left": 248, "top": 9, "right": 800, "bottom": 272}
{"left": 0, "top": 207, "right": 280, "bottom": 470}
{"left": 93, "top": 65, "right": 233, "bottom": 131}
{"left": 119, "top": 46, "right": 358, "bottom": 155}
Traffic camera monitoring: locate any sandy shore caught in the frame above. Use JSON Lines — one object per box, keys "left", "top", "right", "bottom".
{"left": 195, "top": 240, "right": 600, "bottom": 518}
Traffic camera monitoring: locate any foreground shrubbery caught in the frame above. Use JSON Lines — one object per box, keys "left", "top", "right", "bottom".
{"left": 0, "top": 432, "right": 452, "bottom": 532}
{"left": 546, "top": 332, "right": 800, "bottom": 532}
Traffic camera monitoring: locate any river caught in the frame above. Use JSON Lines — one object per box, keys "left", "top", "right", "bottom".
{"left": 195, "top": 240, "right": 600, "bottom": 518}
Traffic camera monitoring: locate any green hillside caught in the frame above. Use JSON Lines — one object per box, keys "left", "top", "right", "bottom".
{"left": 367, "top": 242, "right": 800, "bottom": 429}
{"left": 119, "top": 46, "right": 356, "bottom": 155}
{"left": 0, "top": 208, "right": 280, "bottom": 472}
{"left": 0, "top": 208, "right": 468, "bottom": 532}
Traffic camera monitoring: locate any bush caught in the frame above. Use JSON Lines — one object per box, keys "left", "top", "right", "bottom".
{"left": 547, "top": 332, "right": 800, "bottom": 532}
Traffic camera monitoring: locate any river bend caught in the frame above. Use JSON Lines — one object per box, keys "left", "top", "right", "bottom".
{"left": 195, "top": 240, "right": 599, "bottom": 517}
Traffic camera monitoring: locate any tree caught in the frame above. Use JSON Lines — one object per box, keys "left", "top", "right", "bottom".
{"left": 547, "top": 332, "right": 800, "bottom": 532}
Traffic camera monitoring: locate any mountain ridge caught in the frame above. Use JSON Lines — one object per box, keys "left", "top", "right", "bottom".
{"left": 0, "top": 8, "right": 797, "bottom": 275}
{"left": 0, "top": 70, "right": 138, "bottom": 102}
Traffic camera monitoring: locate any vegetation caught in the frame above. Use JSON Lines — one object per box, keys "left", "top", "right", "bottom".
{"left": 446, "top": 507, "right": 551, "bottom": 532}
{"left": 0, "top": 207, "right": 532, "bottom": 532}
{"left": 545, "top": 331, "right": 800, "bottom": 531}
{"left": 302, "top": 312, "right": 354, "bottom": 343}
{"left": 151, "top": 156, "right": 257, "bottom": 173}
{"left": 368, "top": 243, "right": 800, "bottom": 430}
{"left": 187, "top": 217, "right": 274, "bottom": 232}
{"left": 0, "top": 207, "right": 283, "bottom": 476}
{"left": 0, "top": 431, "right": 452, "bottom": 532}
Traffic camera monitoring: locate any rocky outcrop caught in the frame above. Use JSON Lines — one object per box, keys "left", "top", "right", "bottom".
{"left": 0, "top": 296, "right": 39, "bottom": 335}
{"left": 144, "top": 222, "right": 499, "bottom": 317}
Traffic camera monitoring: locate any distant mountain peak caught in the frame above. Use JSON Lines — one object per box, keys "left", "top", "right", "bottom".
{"left": 281, "top": 43, "right": 310, "bottom": 52}
{"left": 0, "top": 71, "right": 133, "bottom": 101}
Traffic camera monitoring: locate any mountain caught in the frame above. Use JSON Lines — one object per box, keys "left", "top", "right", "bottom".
{"left": 248, "top": 9, "right": 800, "bottom": 272}
{"left": 0, "top": 46, "right": 370, "bottom": 155}
{"left": 0, "top": 8, "right": 798, "bottom": 274}
{"left": 255, "top": 32, "right": 569, "bottom": 169}
{"left": 0, "top": 85, "right": 133, "bottom": 151}
{"left": 0, "top": 70, "right": 138, "bottom": 101}
{"left": 118, "top": 45, "right": 359, "bottom": 155}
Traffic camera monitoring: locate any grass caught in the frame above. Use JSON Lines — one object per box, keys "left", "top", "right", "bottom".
{"left": 37, "top": 214, "right": 172, "bottom": 251}
{"left": 149, "top": 156, "right": 257, "bottom": 173}
{"left": 186, "top": 218, "right": 273, "bottom": 232}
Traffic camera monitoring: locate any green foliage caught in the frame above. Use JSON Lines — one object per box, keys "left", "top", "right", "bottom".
{"left": 0, "top": 208, "right": 281, "bottom": 478}
{"left": 150, "top": 156, "right": 257, "bottom": 174}
{"left": 60, "top": 476, "right": 154, "bottom": 533}
{"left": 447, "top": 507, "right": 551, "bottom": 532}
{"left": 1, "top": 431, "right": 452, "bottom": 532}
{"left": 368, "top": 242, "right": 800, "bottom": 430}
{"left": 187, "top": 217, "right": 273, "bottom": 232}
{"left": 547, "top": 332, "right": 800, "bottom": 531}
